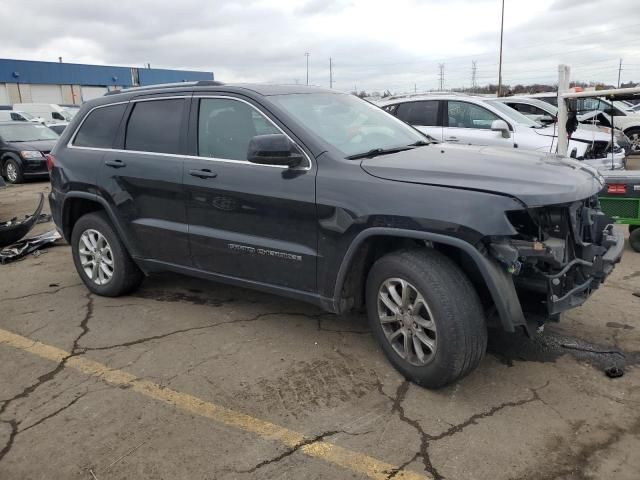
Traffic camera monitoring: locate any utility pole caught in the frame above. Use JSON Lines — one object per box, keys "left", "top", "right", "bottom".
{"left": 618, "top": 58, "right": 623, "bottom": 88}
{"left": 471, "top": 61, "right": 477, "bottom": 93}
{"left": 329, "top": 57, "right": 333, "bottom": 89}
{"left": 438, "top": 64, "right": 445, "bottom": 91}
{"left": 497, "top": 0, "right": 505, "bottom": 97}
{"left": 305, "top": 52, "right": 310, "bottom": 86}
{"left": 414, "top": 83, "right": 417, "bottom": 93}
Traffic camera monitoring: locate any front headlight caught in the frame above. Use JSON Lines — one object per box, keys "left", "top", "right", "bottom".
{"left": 20, "top": 150, "right": 44, "bottom": 159}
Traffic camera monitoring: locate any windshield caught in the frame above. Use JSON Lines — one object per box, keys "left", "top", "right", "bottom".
{"left": 269, "top": 93, "right": 426, "bottom": 157}
{"left": 485, "top": 100, "right": 542, "bottom": 127}
{"left": 17, "top": 111, "right": 37, "bottom": 120}
{"left": 62, "top": 107, "right": 79, "bottom": 119}
{"left": 0, "top": 123, "right": 59, "bottom": 142}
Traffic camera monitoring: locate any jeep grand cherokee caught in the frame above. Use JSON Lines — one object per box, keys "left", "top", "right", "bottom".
{"left": 48, "top": 81, "right": 624, "bottom": 388}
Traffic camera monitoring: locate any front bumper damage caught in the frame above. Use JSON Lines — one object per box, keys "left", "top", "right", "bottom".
{"left": 490, "top": 196, "right": 624, "bottom": 319}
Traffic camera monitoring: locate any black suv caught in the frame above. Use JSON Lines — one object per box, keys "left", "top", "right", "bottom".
{"left": 49, "top": 82, "right": 624, "bottom": 388}
{"left": 1, "top": 121, "right": 58, "bottom": 183}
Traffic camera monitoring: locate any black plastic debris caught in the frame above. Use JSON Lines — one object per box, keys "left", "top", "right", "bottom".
{"left": 0, "top": 230, "right": 61, "bottom": 264}
{"left": 605, "top": 366, "right": 624, "bottom": 378}
{"left": 0, "top": 193, "right": 44, "bottom": 248}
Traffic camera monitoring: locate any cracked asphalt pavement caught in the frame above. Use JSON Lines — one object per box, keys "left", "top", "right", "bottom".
{"left": 1, "top": 182, "right": 640, "bottom": 480}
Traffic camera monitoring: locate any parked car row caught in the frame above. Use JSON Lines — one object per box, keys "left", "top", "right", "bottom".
{"left": 377, "top": 93, "right": 627, "bottom": 170}
{"left": 529, "top": 93, "right": 640, "bottom": 153}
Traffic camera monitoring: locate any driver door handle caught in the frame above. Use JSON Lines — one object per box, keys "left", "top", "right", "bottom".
{"left": 445, "top": 136, "right": 459, "bottom": 142}
{"left": 189, "top": 168, "right": 218, "bottom": 179}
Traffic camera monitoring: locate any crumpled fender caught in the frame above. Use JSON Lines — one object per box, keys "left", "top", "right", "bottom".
{"left": 0, "top": 193, "right": 44, "bottom": 248}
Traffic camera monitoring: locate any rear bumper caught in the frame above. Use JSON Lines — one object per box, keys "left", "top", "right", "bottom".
{"left": 48, "top": 189, "right": 65, "bottom": 240}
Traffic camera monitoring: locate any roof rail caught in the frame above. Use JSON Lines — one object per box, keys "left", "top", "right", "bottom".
{"left": 105, "top": 80, "right": 224, "bottom": 96}
{"left": 386, "top": 91, "right": 469, "bottom": 101}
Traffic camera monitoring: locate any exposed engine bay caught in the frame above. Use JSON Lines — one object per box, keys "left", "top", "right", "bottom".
{"left": 490, "top": 195, "right": 623, "bottom": 319}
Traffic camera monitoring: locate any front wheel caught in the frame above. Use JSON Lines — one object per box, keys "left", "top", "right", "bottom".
{"left": 626, "top": 128, "right": 640, "bottom": 154}
{"left": 366, "top": 249, "right": 487, "bottom": 389}
{"left": 4, "top": 159, "right": 23, "bottom": 184}
{"left": 630, "top": 228, "right": 640, "bottom": 253}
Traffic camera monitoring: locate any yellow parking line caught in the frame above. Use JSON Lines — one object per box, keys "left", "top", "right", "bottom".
{"left": 0, "top": 328, "right": 429, "bottom": 480}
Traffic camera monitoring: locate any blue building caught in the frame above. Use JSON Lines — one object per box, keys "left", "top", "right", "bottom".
{"left": 0, "top": 58, "right": 214, "bottom": 105}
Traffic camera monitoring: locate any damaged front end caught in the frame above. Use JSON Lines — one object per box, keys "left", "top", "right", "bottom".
{"left": 489, "top": 195, "right": 624, "bottom": 320}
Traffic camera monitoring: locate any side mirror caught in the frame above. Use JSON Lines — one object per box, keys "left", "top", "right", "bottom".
{"left": 247, "top": 134, "right": 304, "bottom": 168}
{"left": 491, "top": 119, "right": 511, "bottom": 138}
{"left": 539, "top": 115, "right": 556, "bottom": 125}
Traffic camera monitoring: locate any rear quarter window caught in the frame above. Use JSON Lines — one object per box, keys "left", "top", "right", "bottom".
{"left": 125, "top": 99, "right": 184, "bottom": 154}
{"left": 73, "top": 103, "right": 127, "bottom": 148}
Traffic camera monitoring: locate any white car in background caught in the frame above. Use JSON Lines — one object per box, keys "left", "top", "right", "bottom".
{"left": 378, "top": 93, "right": 626, "bottom": 170}
{"left": 526, "top": 93, "right": 640, "bottom": 153}
{"left": 0, "top": 110, "right": 46, "bottom": 124}
{"left": 495, "top": 96, "right": 633, "bottom": 155}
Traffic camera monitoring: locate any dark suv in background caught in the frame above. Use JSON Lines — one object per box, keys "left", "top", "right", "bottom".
{"left": 48, "top": 81, "right": 624, "bottom": 388}
{"left": 1, "top": 121, "right": 58, "bottom": 183}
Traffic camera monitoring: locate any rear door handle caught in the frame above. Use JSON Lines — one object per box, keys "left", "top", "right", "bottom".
{"left": 189, "top": 168, "right": 218, "bottom": 179}
{"left": 445, "top": 137, "right": 459, "bottom": 142}
{"left": 105, "top": 159, "right": 126, "bottom": 168}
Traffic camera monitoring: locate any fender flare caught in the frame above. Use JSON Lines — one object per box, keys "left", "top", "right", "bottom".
{"left": 61, "top": 192, "right": 140, "bottom": 259}
{"left": 332, "top": 227, "right": 526, "bottom": 332}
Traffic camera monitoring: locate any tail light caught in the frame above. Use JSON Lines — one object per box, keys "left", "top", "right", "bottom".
{"left": 46, "top": 154, "right": 56, "bottom": 172}
{"left": 607, "top": 184, "right": 626, "bottom": 195}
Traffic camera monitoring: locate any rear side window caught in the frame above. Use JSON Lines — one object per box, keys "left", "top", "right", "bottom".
{"left": 74, "top": 103, "right": 126, "bottom": 148}
{"left": 125, "top": 99, "right": 184, "bottom": 154}
{"left": 396, "top": 101, "right": 439, "bottom": 126}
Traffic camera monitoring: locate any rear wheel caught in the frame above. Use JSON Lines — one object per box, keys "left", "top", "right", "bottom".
{"left": 4, "top": 159, "right": 23, "bottom": 184}
{"left": 629, "top": 225, "right": 639, "bottom": 234}
{"left": 630, "top": 228, "right": 640, "bottom": 253}
{"left": 366, "top": 248, "right": 487, "bottom": 388}
{"left": 71, "top": 211, "right": 144, "bottom": 296}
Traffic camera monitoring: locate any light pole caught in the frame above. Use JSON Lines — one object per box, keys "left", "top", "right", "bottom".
{"left": 305, "top": 52, "right": 310, "bottom": 85}
{"left": 497, "top": 0, "right": 504, "bottom": 97}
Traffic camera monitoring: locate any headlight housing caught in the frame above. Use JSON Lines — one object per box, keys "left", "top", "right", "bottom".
{"left": 20, "top": 150, "right": 45, "bottom": 160}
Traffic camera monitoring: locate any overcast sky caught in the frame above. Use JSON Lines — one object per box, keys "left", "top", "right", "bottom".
{"left": 3, "top": 0, "right": 639, "bottom": 93}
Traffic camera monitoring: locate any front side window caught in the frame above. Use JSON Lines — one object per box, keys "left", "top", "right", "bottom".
{"left": 269, "top": 93, "right": 425, "bottom": 157}
{"left": 125, "top": 99, "right": 184, "bottom": 154}
{"left": 74, "top": 103, "right": 127, "bottom": 148}
{"left": 0, "top": 123, "right": 59, "bottom": 142}
{"left": 198, "top": 98, "right": 279, "bottom": 160}
{"left": 447, "top": 101, "right": 500, "bottom": 129}
{"left": 395, "top": 101, "right": 439, "bottom": 126}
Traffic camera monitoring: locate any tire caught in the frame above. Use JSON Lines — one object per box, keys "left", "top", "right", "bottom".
{"left": 626, "top": 128, "right": 640, "bottom": 155}
{"left": 630, "top": 225, "right": 639, "bottom": 234}
{"left": 4, "top": 158, "right": 23, "bottom": 184}
{"left": 71, "top": 211, "right": 144, "bottom": 296}
{"left": 630, "top": 228, "right": 640, "bottom": 253}
{"left": 366, "top": 248, "right": 487, "bottom": 389}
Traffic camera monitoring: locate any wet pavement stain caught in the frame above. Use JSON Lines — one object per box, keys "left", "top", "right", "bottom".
{"left": 606, "top": 321, "right": 635, "bottom": 330}
{"left": 487, "top": 328, "right": 640, "bottom": 375}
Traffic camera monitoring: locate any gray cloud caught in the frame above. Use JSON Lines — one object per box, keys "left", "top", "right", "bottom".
{"left": 2, "top": 0, "right": 638, "bottom": 93}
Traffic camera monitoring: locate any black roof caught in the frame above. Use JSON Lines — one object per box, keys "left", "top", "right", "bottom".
{"left": 97, "top": 82, "right": 338, "bottom": 106}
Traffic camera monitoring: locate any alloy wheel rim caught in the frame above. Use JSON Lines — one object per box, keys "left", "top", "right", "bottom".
{"left": 6, "top": 163, "right": 17, "bottom": 182}
{"left": 79, "top": 229, "right": 114, "bottom": 285}
{"left": 377, "top": 278, "right": 437, "bottom": 366}
{"left": 630, "top": 133, "right": 640, "bottom": 152}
